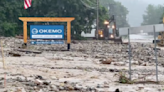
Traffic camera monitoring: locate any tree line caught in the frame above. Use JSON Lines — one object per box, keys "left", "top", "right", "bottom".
{"left": 142, "top": 4, "right": 164, "bottom": 25}
{"left": 0, "top": 0, "right": 130, "bottom": 38}
{"left": 141, "top": 4, "right": 164, "bottom": 35}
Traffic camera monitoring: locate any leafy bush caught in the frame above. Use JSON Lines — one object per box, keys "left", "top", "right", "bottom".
{"left": 72, "top": 34, "right": 88, "bottom": 40}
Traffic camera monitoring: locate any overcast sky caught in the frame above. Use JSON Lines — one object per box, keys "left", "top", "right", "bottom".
{"left": 141, "top": 0, "right": 164, "bottom": 5}
{"left": 115, "top": 0, "right": 164, "bottom": 27}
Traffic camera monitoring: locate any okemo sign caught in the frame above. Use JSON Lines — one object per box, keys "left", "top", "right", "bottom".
{"left": 30, "top": 25, "right": 64, "bottom": 39}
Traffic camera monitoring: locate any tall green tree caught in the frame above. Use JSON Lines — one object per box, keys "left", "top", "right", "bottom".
{"left": 100, "top": 0, "right": 130, "bottom": 28}
{"left": 0, "top": 0, "right": 109, "bottom": 37}
{"left": 0, "top": 0, "right": 26, "bottom": 36}
{"left": 159, "top": 12, "right": 164, "bottom": 23}
{"left": 142, "top": 4, "right": 164, "bottom": 25}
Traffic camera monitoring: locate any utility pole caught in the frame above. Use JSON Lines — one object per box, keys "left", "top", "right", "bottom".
{"left": 113, "top": 15, "right": 117, "bottom": 37}
{"left": 96, "top": 0, "right": 99, "bottom": 40}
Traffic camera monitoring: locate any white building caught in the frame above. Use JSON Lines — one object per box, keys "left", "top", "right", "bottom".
{"left": 81, "top": 23, "right": 96, "bottom": 38}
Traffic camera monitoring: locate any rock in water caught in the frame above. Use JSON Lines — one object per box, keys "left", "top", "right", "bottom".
{"left": 101, "top": 58, "right": 114, "bottom": 64}
{"left": 34, "top": 79, "right": 43, "bottom": 85}
{"left": 113, "top": 62, "right": 125, "bottom": 66}
{"left": 50, "top": 85, "right": 59, "bottom": 91}
{"left": 35, "top": 75, "right": 43, "bottom": 80}
{"left": 43, "top": 81, "right": 51, "bottom": 85}
{"left": 115, "top": 88, "right": 120, "bottom": 92}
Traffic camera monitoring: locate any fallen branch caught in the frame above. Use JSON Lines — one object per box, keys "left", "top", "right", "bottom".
{"left": 14, "top": 49, "right": 42, "bottom": 54}
{"left": 9, "top": 52, "right": 21, "bottom": 57}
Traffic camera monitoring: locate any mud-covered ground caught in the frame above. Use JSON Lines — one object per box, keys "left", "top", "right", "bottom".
{"left": 0, "top": 38, "right": 164, "bottom": 92}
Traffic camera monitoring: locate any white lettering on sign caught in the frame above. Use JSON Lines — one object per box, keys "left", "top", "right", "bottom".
{"left": 39, "top": 29, "right": 44, "bottom": 33}
{"left": 48, "top": 29, "right": 51, "bottom": 33}
{"left": 38, "top": 29, "right": 63, "bottom": 34}
{"left": 32, "top": 35, "right": 63, "bottom": 38}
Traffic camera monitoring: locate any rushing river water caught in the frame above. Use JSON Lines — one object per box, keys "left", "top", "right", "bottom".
{"left": 124, "top": 33, "right": 157, "bottom": 43}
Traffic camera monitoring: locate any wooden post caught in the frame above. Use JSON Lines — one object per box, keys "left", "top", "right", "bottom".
{"left": 0, "top": 40, "right": 5, "bottom": 69}
{"left": 67, "top": 21, "right": 71, "bottom": 50}
{"left": 23, "top": 21, "right": 27, "bottom": 46}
